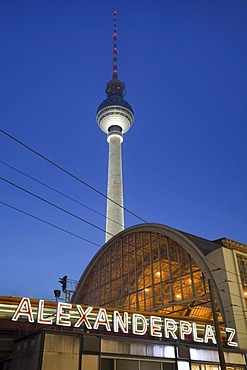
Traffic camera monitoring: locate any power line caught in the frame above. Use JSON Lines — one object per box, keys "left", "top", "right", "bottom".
{"left": 4, "top": 163, "right": 246, "bottom": 297}
{"left": 1, "top": 163, "right": 246, "bottom": 302}
{"left": 0, "top": 128, "right": 147, "bottom": 224}
{"left": 1, "top": 129, "right": 246, "bottom": 270}
{"left": 0, "top": 160, "right": 124, "bottom": 229}
{"left": 1, "top": 172, "right": 245, "bottom": 305}
{"left": 2, "top": 130, "right": 247, "bottom": 310}
{"left": 0, "top": 176, "right": 114, "bottom": 238}
{"left": 0, "top": 201, "right": 101, "bottom": 247}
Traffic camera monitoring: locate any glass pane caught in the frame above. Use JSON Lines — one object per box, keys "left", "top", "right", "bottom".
{"left": 177, "top": 361, "right": 190, "bottom": 370}
{"left": 117, "top": 359, "right": 139, "bottom": 370}
{"left": 162, "top": 364, "right": 176, "bottom": 370}
{"left": 101, "top": 358, "right": 114, "bottom": 370}
{"left": 140, "top": 361, "right": 161, "bottom": 370}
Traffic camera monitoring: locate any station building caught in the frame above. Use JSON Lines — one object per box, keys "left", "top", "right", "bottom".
{"left": 1, "top": 223, "right": 247, "bottom": 370}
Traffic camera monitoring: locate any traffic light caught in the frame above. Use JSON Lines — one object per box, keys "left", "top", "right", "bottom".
{"left": 54, "top": 289, "right": 61, "bottom": 299}
{"left": 59, "top": 275, "right": 67, "bottom": 293}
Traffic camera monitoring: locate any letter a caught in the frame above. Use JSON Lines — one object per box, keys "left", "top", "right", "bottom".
{"left": 12, "top": 297, "right": 34, "bottom": 322}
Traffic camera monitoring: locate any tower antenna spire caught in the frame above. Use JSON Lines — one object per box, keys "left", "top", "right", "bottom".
{"left": 113, "top": 10, "right": 118, "bottom": 79}
{"left": 105, "top": 11, "right": 125, "bottom": 97}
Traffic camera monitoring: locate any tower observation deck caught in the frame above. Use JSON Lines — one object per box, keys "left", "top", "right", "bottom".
{"left": 96, "top": 11, "right": 134, "bottom": 242}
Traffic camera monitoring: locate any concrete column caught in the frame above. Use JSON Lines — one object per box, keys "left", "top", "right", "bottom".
{"left": 106, "top": 134, "right": 124, "bottom": 242}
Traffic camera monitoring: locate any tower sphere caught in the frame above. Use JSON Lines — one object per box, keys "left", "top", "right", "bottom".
{"left": 96, "top": 95, "right": 134, "bottom": 135}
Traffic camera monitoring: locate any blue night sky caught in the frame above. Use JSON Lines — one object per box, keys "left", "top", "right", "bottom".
{"left": 0, "top": 0, "right": 246, "bottom": 300}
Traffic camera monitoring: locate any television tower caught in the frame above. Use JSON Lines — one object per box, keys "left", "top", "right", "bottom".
{"left": 96, "top": 11, "right": 134, "bottom": 242}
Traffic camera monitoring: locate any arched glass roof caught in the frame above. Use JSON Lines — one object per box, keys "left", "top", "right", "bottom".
{"left": 73, "top": 224, "right": 223, "bottom": 322}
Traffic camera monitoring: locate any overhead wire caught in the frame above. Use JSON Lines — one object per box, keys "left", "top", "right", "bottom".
{"left": 2, "top": 177, "right": 246, "bottom": 312}
{"left": 0, "top": 201, "right": 101, "bottom": 247}
{"left": 1, "top": 128, "right": 247, "bottom": 318}
{"left": 1, "top": 174, "right": 246, "bottom": 303}
{"left": 0, "top": 176, "right": 114, "bottom": 238}
{"left": 0, "top": 160, "right": 124, "bottom": 229}
{"left": 3, "top": 128, "right": 239, "bottom": 271}
{"left": 0, "top": 128, "right": 147, "bottom": 224}
{"left": 1, "top": 169, "right": 246, "bottom": 305}
{"left": 2, "top": 129, "right": 244, "bottom": 275}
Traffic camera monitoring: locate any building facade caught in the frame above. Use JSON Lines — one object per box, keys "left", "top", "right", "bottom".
{"left": 73, "top": 224, "right": 247, "bottom": 348}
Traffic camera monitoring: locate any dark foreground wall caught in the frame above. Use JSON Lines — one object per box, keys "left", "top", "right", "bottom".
{"left": 9, "top": 330, "right": 246, "bottom": 370}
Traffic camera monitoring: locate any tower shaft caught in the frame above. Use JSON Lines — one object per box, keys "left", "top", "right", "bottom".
{"left": 106, "top": 134, "right": 124, "bottom": 242}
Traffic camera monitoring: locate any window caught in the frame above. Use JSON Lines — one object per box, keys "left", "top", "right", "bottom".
{"left": 237, "top": 255, "right": 247, "bottom": 307}
{"left": 102, "top": 358, "right": 114, "bottom": 370}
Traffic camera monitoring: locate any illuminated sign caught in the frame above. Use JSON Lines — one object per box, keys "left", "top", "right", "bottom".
{"left": 5, "top": 296, "right": 237, "bottom": 347}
